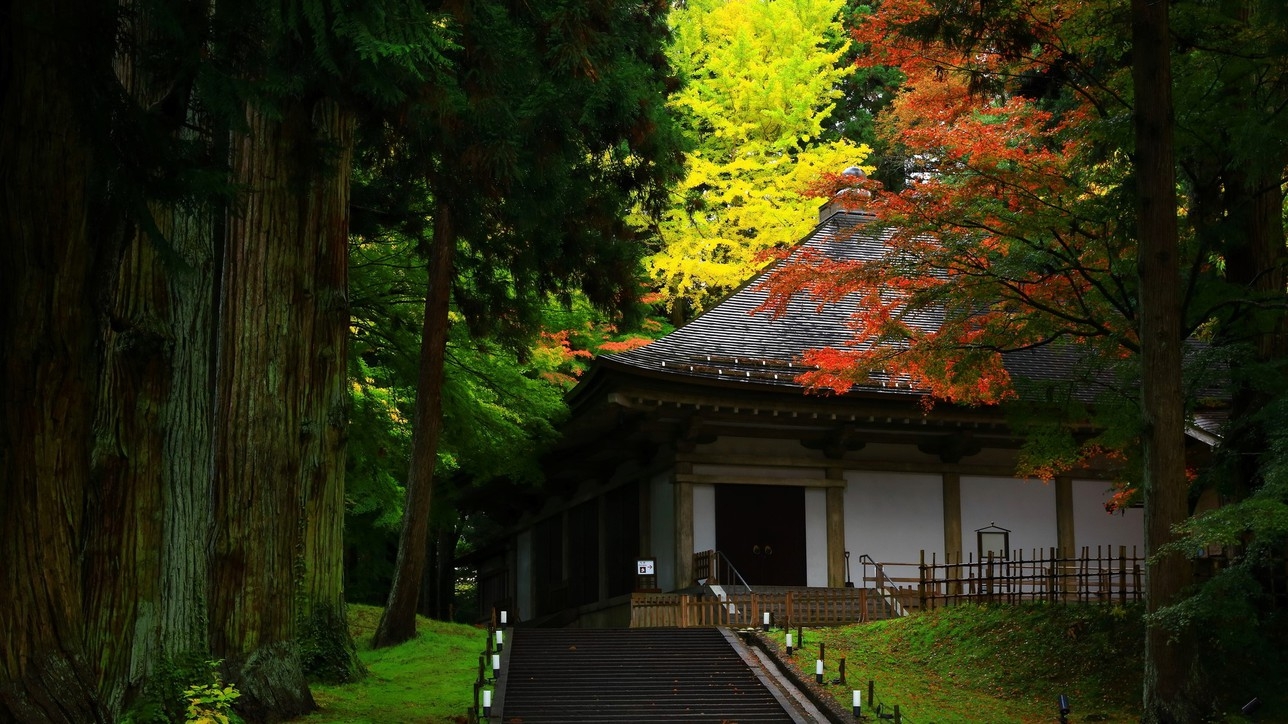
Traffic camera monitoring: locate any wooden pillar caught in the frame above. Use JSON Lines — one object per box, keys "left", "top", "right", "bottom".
{"left": 826, "top": 467, "right": 847, "bottom": 588}
{"left": 942, "top": 472, "right": 962, "bottom": 565}
{"left": 942, "top": 473, "right": 962, "bottom": 596}
{"left": 1055, "top": 476, "right": 1075, "bottom": 557}
{"left": 674, "top": 463, "right": 694, "bottom": 590}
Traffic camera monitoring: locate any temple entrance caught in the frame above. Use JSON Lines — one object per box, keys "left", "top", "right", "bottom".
{"left": 715, "top": 484, "right": 807, "bottom": 586}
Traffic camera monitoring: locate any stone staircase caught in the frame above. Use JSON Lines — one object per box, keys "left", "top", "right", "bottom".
{"left": 490, "top": 627, "right": 818, "bottom": 722}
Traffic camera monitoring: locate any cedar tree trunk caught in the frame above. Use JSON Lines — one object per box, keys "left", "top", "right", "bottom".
{"left": 372, "top": 205, "right": 455, "bottom": 647}
{"left": 1132, "top": 1, "right": 1204, "bottom": 721}
{"left": 211, "top": 97, "right": 358, "bottom": 718}
{"left": 0, "top": 0, "right": 109, "bottom": 720}
{"left": 296, "top": 101, "right": 363, "bottom": 684}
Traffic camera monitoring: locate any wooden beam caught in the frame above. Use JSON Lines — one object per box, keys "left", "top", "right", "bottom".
{"left": 674, "top": 473, "right": 843, "bottom": 488}
{"left": 674, "top": 451, "right": 1115, "bottom": 480}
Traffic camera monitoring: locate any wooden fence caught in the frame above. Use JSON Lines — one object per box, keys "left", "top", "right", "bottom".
{"left": 630, "top": 588, "right": 886, "bottom": 628}
{"left": 909, "top": 546, "right": 1145, "bottom": 609}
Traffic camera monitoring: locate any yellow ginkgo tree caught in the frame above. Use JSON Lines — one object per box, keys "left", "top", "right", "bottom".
{"left": 649, "top": 0, "right": 872, "bottom": 318}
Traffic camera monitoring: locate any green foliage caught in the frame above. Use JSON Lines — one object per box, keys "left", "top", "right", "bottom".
{"left": 182, "top": 665, "right": 241, "bottom": 724}
{"left": 345, "top": 227, "right": 672, "bottom": 605}
{"left": 650, "top": 0, "right": 871, "bottom": 315}
{"left": 122, "top": 658, "right": 244, "bottom": 724}
{"left": 1149, "top": 397, "right": 1288, "bottom": 701}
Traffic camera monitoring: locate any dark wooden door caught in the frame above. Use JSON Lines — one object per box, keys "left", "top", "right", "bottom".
{"left": 715, "top": 484, "right": 807, "bottom": 586}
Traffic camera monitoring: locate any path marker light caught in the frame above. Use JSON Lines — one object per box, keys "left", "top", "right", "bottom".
{"left": 492, "top": 653, "right": 501, "bottom": 680}
{"left": 482, "top": 689, "right": 492, "bottom": 717}
{"left": 786, "top": 632, "right": 793, "bottom": 656}
{"left": 816, "top": 659, "right": 824, "bottom": 684}
{"left": 1057, "top": 693, "right": 1070, "bottom": 724}
{"left": 495, "top": 629, "right": 504, "bottom": 652}
{"left": 763, "top": 611, "right": 771, "bottom": 631}
{"left": 853, "top": 690, "right": 862, "bottom": 719}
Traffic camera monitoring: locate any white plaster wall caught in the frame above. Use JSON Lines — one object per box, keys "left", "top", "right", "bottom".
{"left": 1072, "top": 478, "right": 1145, "bottom": 554}
{"left": 843, "top": 472, "right": 944, "bottom": 567}
{"left": 960, "top": 476, "right": 1056, "bottom": 558}
{"left": 805, "top": 488, "right": 828, "bottom": 586}
{"left": 516, "top": 529, "right": 533, "bottom": 622}
{"left": 694, "top": 484, "right": 716, "bottom": 554}
{"left": 649, "top": 471, "right": 676, "bottom": 591}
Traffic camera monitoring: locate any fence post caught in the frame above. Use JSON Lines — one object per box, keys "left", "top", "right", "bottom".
{"left": 918, "top": 549, "right": 927, "bottom": 610}
{"left": 894, "top": 704, "right": 902, "bottom": 723}
{"left": 1118, "top": 546, "right": 1127, "bottom": 605}
{"left": 986, "top": 552, "right": 995, "bottom": 603}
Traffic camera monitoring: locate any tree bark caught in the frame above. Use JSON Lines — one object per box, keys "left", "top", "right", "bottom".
{"left": 296, "top": 101, "right": 363, "bottom": 685}
{"left": 373, "top": 205, "right": 456, "bottom": 647}
{"left": 211, "top": 97, "right": 358, "bottom": 718}
{"left": 83, "top": 6, "right": 221, "bottom": 711}
{"left": 1132, "top": 1, "right": 1204, "bottom": 721}
{"left": 0, "top": 1, "right": 109, "bottom": 720}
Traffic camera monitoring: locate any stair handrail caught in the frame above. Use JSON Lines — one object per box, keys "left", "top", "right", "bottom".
{"left": 694, "top": 549, "right": 754, "bottom": 592}
{"left": 858, "top": 553, "right": 908, "bottom": 617}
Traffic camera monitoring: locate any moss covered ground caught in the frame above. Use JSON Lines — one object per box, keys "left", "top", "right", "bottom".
{"left": 299, "top": 605, "right": 480, "bottom": 723}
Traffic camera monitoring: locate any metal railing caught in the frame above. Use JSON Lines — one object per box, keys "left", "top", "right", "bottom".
{"left": 693, "top": 549, "right": 753, "bottom": 592}
{"left": 859, "top": 554, "right": 912, "bottom": 617}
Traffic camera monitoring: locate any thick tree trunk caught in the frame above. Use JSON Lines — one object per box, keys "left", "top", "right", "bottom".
{"left": 86, "top": 222, "right": 172, "bottom": 714}
{"left": 158, "top": 202, "right": 218, "bottom": 664}
{"left": 83, "top": 8, "right": 221, "bottom": 711}
{"left": 0, "top": 1, "right": 109, "bottom": 721}
{"left": 296, "top": 101, "right": 364, "bottom": 685}
{"left": 1132, "top": 1, "right": 1204, "bottom": 721}
{"left": 373, "top": 206, "right": 456, "bottom": 648}
{"left": 211, "top": 98, "right": 358, "bottom": 718}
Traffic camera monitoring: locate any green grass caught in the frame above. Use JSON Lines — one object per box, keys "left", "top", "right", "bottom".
{"left": 784, "top": 603, "right": 1287, "bottom": 724}
{"left": 788, "top": 603, "right": 1145, "bottom": 724}
{"left": 299, "top": 605, "right": 482, "bottom": 724}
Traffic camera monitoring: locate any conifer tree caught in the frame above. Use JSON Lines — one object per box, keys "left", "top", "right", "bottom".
{"left": 372, "top": 0, "right": 683, "bottom": 647}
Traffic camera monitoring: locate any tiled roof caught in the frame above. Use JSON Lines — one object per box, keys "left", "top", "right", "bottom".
{"left": 603, "top": 210, "right": 1095, "bottom": 398}
{"left": 602, "top": 211, "right": 908, "bottom": 391}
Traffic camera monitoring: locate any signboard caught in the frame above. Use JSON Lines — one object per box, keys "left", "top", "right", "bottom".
{"left": 635, "top": 557, "right": 659, "bottom": 592}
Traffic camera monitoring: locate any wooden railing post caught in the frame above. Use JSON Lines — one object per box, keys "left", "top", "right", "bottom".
{"left": 918, "top": 549, "right": 927, "bottom": 610}
{"left": 985, "top": 552, "right": 995, "bottom": 603}
{"left": 1118, "top": 546, "right": 1127, "bottom": 605}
